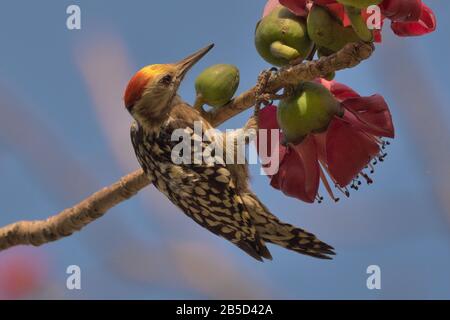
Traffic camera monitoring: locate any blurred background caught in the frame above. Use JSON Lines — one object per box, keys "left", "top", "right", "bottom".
{"left": 0, "top": 0, "right": 449, "bottom": 299}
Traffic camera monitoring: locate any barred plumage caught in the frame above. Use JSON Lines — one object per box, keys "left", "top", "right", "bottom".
{"left": 125, "top": 45, "right": 334, "bottom": 261}
{"left": 131, "top": 103, "right": 335, "bottom": 261}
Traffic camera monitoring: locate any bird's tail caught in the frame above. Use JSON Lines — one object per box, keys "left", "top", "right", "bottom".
{"left": 242, "top": 194, "right": 335, "bottom": 259}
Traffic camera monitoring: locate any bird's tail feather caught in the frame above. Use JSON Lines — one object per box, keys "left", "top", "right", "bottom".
{"left": 242, "top": 194, "right": 335, "bottom": 260}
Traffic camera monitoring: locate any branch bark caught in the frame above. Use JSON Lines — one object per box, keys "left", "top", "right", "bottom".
{"left": 0, "top": 42, "right": 374, "bottom": 252}
{"left": 208, "top": 42, "right": 374, "bottom": 127}
{"left": 0, "top": 170, "right": 150, "bottom": 251}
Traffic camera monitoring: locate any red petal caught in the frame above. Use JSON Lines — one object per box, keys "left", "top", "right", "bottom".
{"left": 258, "top": 104, "right": 280, "bottom": 131}
{"left": 257, "top": 104, "right": 282, "bottom": 159}
{"left": 257, "top": 105, "right": 286, "bottom": 174}
{"left": 263, "top": 0, "right": 283, "bottom": 17}
{"left": 271, "top": 136, "right": 320, "bottom": 203}
{"left": 391, "top": 3, "right": 436, "bottom": 36}
{"left": 317, "top": 78, "right": 360, "bottom": 101}
{"left": 374, "top": 29, "right": 383, "bottom": 43}
{"left": 342, "top": 94, "right": 395, "bottom": 138}
{"left": 325, "top": 3, "right": 351, "bottom": 27}
{"left": 317, "top": 80, "right": 395, "bottom": 138}
{"left": 313, "top": 132, "right": 327, "bottom": 163}
{"left": 279, "top": 0, "right": 308, "bottom": 16}
{"left": 326, "top": 116, "right": 380, "bottom": 187}
{"left": 380, "top": 0, "right": 422, "bottom": 22}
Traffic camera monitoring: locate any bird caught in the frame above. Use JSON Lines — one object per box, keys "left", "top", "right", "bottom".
{"left": 123, "top": 43, "right": 335, "bottom": 261}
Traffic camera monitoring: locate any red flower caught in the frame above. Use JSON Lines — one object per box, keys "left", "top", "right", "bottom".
{"left": 0, "top": 248, "right": 47, "bottom": 299}
{"left": 380, "top": 0, "right": 422, "bottom": 21}
{"left": 263, "top": 0, "right": 436, "bottom": 41}
{"left": 258, "top": 79, "right": 394, "bottom": 203}
{"left": 388, "top": 2, "right": 436, "bottom": 36}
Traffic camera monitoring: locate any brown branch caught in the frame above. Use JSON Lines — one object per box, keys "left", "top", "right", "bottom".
{"left": 0, "top": 170, "right": 150, "bottom": 251}
{"left": 208, "top": 42, "right": 374, "bottom": 127}
{"left": 0, "top": 42, "right": 374, "bottom": 252}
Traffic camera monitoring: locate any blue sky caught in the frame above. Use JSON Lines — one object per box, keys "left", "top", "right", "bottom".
{"left": 0, "top": 0, "right": 449, "bottom": 299}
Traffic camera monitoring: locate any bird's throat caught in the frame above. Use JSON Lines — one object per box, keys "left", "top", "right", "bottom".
{"left": 135, "top": 95, "right": 184, "bottom": 133}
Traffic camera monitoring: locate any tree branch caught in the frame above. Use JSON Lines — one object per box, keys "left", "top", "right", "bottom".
{"left": 208, "top": 42, "right": 374, "bottom": 127}
{"left": 0, "top": 170, "right": 150, "bottom": 251}
{"left": 0, "top": 42, "right": 374, "bottom": 252}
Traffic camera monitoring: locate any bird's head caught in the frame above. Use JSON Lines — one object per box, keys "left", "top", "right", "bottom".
{"left": 124, "top": 44, "right": 214, "bottom": 127}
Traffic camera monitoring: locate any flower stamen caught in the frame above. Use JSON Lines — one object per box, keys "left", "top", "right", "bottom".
{"left": 360, "top": 172, "right": 374, "bottom": 185}
{"left": 319, "top": 165, "right": 340, "bottom": 203}
{"left": 335, "top": 184, "right": 350, "bottom": 198}
{"left": 315, "top": 194, "right": 324, "bottom": 204}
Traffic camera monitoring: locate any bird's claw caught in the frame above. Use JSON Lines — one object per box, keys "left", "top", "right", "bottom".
{"left": 244, "top": 115, "right": 259, "bottom": 133}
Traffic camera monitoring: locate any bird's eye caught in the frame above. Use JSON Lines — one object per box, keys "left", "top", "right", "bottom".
{"left": 159, "top": 74, "right": 173, "bottom": 85}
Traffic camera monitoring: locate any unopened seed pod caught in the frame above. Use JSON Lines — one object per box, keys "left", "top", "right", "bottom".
{"left": 195, "top": 64, "right": 240, "bottom": 108}
{"left": 307, "top": 5, "right": 361, "bottom": 52}
{"left": 277, "top": 82, "right": 343, "bottom": 144}
{"left": 344, "top": 5, "right": 374, "bottom": 42}
{"left": 255, "top": 6, "right": 314, "bottom": 66}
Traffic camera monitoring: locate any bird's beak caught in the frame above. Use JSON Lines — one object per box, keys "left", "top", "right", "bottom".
{"left": 175, "top": 43, "right": 214, "bottom": 82}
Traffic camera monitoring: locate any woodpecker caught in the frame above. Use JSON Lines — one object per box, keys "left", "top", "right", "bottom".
{"left": 124, "top": 44, "right": 335, "bottom": 261}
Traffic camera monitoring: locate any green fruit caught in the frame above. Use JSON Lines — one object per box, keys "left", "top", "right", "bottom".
{"left": 255, "top": 5, "right": 314, "bottom": 66}
{"left": 277, "top": 82, "right": 342, "bottom": 144}
{"left": 336, "top": 0, "right": 382, "bottom": 9}
{"left": 195, "top": 64, "right": 240, "bottom": 108}
{"left": 307, "top": 5, "right": 361, "bottom": 52}
{"left": 344, "top": 5, "right": 373, "bottom": 42}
